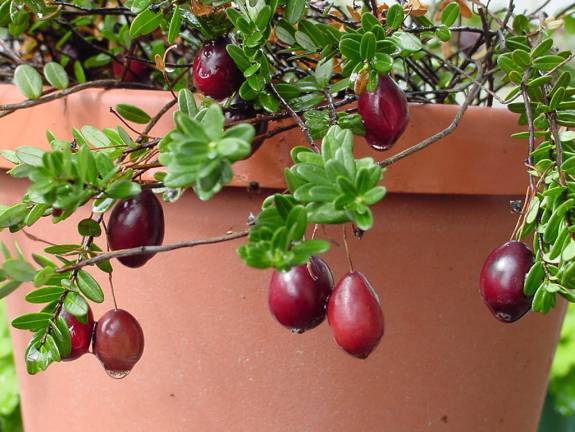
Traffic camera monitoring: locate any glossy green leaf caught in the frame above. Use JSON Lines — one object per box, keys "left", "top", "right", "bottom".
{"left": 129, "top": 9, "right": 162, "bottom": 38}
{"left": 76, "top": 270, "right": 104, "bottom": 303}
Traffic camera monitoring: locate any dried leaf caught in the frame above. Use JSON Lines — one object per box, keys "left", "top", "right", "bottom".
{"left": 353, "top": 70, "right": 369, "bottom": 96}
{"left": 405, "top": 0, "right": 428, "bottom": 17}
{"left": 191, "top": 0, "right": 215, "bottom": 16}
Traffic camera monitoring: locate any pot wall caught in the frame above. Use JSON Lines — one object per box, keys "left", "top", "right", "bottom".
{"left": 1, "top": 173, "right": 564, "bottom": 432}
{"left": 0, "top": 86, "right": 562, "bottom": 431}
{"left": 0, "top": 84, "right": 528, "bottom": 195}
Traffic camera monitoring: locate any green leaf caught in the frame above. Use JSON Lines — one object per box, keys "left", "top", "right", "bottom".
{"left": 74, "top": 60, "right": 86, "bottom": 83}
{"left": 354, "top": 207, "right": 374, "bottom": 230}
{"left": 25, "top": 333, "right": 59, "bottom": 374}
{"left": 3, "top": 259, "right": 35, "bottom": 282}
{"left": 33, "top": 265, "right": 54, "bottom": 287}
{"left": 339, "top": 38, "right": 361, "bottom": 61}
{"left": 391, "top": 32, "right": 422, "bottom": 53}
{"left": 25, "top": 287, "right": 66, "bottom": 304}
{"left": 530, "top": 38, "right": 553, "bottom": 59}
{"left": 15, "top": 146, "right": 44, "bottom": 167}
{"left": 226, "top": 45, "right": 250, "bottom": 72}
{"left": 385, "top": 4, "right": 404, "bottom": 30}
{"left": 63, "top": 292, "right": 88, "bottom": 320}
{"left": 363, "top": 186, "right": 386, "bottom": 205}
{"left": 441, "top": 2, "right": 460, "bottom": 27}
{"left": 285, "top": 0, "right": 306, "bottom": 24}
{"left": 13, "top": 64, "right": 42, "bottom": 99}
{"left": 44, "top": 244, "right": 82, "bottom": 255}
{"left": 372, "top": 52, "right": 393, "bottom": 74}
{"left": 292, "top": 239, "right": 330, "bottom": 256}
{"left": 81, "top": 125, "right": 110, "bottom": 148}
{"left": 524, "top": 262, "right": 544, "bottom": 296}
{"left": 129, "top": 9, "right": 162, "bottom": 38}
{"left": 76, "top": 270, "right": 104, "bottom": 303}
{"left": 53, "top": 316, "right": 71, "bottom": 358}
{"left": 360, "top": 31, "right": 376, "bottom": 60}
{"left": 106, "top": 180, "right": 142, "bottom": 199}
{"left": 115, "top": 104, "right": 151, "bottom": 124}
{"left": 77, "top": 219, "right": 101, "bottom": 237}
{"left": 0, "top": 280, "right": 21, "bottom": 299}
{"left": 0, "top": 203, "right": 28, "bottom": 228}
{"left": 533, "top": 284, "right": 556, "bottom": 313}
{"left": 43, "top": 62, "right": 68, "bottom": 90}
{"left": 435, "top": 25, "right": 451, "bottom": 42}
{"left": 25, "top": 203, "right": 48, "bottom": 227}
{"left": 168, "top": 6, "right": 181, "bottom": 44}
{"left": 177, "top": 89, "right": 197, "bottom": 117}
{"left": 532, "top": 55, "right": 564, "bottom": 71}
{"left": 295, "top": 30, "right": 317, "bottom": 51}
{"left": 11, "top": 313, "right": 51, "bottom": 331}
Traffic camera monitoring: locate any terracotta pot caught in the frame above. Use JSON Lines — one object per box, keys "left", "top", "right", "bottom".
{"left": 0, "top": 84, "right": 564, "bottom": 432}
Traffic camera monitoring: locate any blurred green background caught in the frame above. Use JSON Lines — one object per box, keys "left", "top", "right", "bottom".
{"left": 0, "top": 303, "right": 575, "bottom": 431}
{"left": 0, "top": 301, "right": 22, "bottom": 432}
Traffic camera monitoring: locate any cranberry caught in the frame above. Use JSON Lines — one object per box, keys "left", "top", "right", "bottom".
{"left": 60, "top": 306, "right": 95, "bottom": 361}
{"left": 268, "top": 256, "right": 333, "bottom": 333}
{"left": 192, "top": 39, "right": 243, "bottom": 100}
{"left": 480, "top": 241, "right": 534, "bottom": 323}
{"left": 93, "top": 309, "right": 144, "bottom": 378}
{"left": 107, "top": 190, "right": 165, "bottom": 268}
{"left": 327, "top": 271, "right": 384, "bottom": 359}
{"left": 112, "top": 57, "right": 148, "bottom": 82}
{"left": 358, "top": 74, "right": 409, "bottom": 151}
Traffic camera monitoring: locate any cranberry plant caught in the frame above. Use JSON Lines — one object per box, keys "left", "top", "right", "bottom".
{"left": 0, "top": 0, "right": 572, "bottom": 377}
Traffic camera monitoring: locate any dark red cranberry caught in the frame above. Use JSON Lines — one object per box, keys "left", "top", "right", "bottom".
{"left": 112, "top": 57, "right": 148, "bottom": 82}
{"left": 269, "top": 257, "right": 333, "bottom": 333}
{"left": 192, "top": 39, "right": 243, "bottom": 100}
{"left": 107, "top": 190, "right": 165, "bottom": 268}
{"left": 60, "top": 306, "right": 95, "bottom": 361}
{"left": 93, "top": 309, "right": 144, "bottom": 378}
{"left": 358, "top": 74, "right": 409, "bottom": 151}
{"left": 327, "top": 271, "right": 384, "bottom": 359}
{"left": 480, "top": 241, "right": 534, "bottom": 323}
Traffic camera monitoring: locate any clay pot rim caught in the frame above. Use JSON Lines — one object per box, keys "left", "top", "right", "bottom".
{"left": 0, "top": 85, "right": 527, "bottom": 195}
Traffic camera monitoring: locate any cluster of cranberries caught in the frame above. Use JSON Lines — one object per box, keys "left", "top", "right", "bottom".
{"left": 60, "top": 190, "right": 165, "bottom": 377}
{"left": 480, "top": 240, "right": 534, "bottom": 323}
{"left": 269, "top": 257, "right": 384, "bottom": 359}
{"left": 60, "top": 307, "right": 144, "bottom": 379}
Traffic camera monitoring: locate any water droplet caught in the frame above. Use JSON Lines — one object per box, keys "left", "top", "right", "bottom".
{"left": 105, "top": 369, "right": 130, "bottom": 379}
{"left": 496, "top": 312, "right": 513, "bottom": 322}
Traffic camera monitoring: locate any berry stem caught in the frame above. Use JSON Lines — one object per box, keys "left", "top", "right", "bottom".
{"left": 342, "top": 225, "right": 354, "bottom": 273}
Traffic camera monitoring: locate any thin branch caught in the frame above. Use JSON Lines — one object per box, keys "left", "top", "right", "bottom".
{"left": 269, "top": 82, "right": 318, "bottom": 151}
{"left": 55, "top": 230, "right": 249, "bottom": 273}
{"left": 142, "top": 98, "right": 177, "bottom": 136}
{"left": 378, "top": 78, "right": 483, "bottom": 168}
{"left": 0, "top": 79, "right": 122, "bottom": 114}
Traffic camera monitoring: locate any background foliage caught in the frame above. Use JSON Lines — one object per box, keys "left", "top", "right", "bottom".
{"left": 0, "top": 301, "right": 22, "bottom": 432}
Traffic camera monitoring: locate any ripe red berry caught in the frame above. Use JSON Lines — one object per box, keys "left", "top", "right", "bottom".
{"left": 192, "top": 39, "right": 243, "bottom": 100}
{"left": 60, "top": 306, "right": 95, "bottom": 361}
{"left": 268, "top": 256, "right": 333, "bottom": 333}
{"left": 358, "top": 74, "right": 409, "bottom": 151}
{"left": 327, "top": 271, "right": 384, "bottom": 359}
{"left": 107, "top": 190, "right": 165, "bottom": 268}
{"left": 112, "top": 57, "right": 147, "bottom": 82}
{"left": 480, "top": 241, "right": 534, "bottom": 323}
{"left": 93, "top": 309, "right": 144, "bottom": 379}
